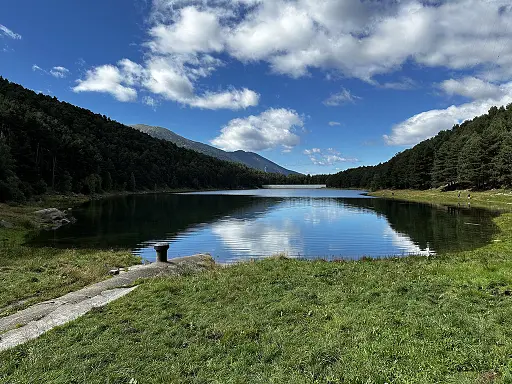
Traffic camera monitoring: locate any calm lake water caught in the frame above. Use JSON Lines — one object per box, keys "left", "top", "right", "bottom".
{"left": 30, "top": 189, "right": 499, "bottom": 263}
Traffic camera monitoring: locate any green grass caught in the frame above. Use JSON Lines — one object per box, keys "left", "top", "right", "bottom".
{"left": 371, "top": 189, "right": 512, "bottom": 212}
{"left": 0, "top": 201, "right": 140, "bottom": 315}
{"left": 0, "top": 246, "right": 140, "bottom": 316}
{"left": 1, "top": 190, "right": 512, "bottom": 383}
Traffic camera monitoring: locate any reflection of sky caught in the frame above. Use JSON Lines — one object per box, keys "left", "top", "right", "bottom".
{"left": 136, "top": 196, "right": 432, "bottom": 264}
{"left": 181, "top": 189, "right": 371, "bottom": 199}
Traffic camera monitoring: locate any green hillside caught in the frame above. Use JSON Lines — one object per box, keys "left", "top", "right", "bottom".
{"left": 327, "top": 104, "right": 512, "bottom": 190}
{"left": 0, "top": 77, "right": 325, "bottom": 203}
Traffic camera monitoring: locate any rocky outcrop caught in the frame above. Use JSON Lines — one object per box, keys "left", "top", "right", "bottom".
{"left": 33, "top": 208, "right": 76, "bottom": 230}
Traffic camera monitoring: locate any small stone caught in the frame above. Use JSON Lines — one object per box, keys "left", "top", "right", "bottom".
{"left": 108, "top": 269, "right": 120, "bottom": 276}
{"left": 0, "top": 220, "right": 13, "bottom": 229}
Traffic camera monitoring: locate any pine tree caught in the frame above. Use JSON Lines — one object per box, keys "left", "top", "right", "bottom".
{"left": 58, "top": 171, "right": 73, "bottom": 193}
{"left": 457, "top": 134, "right": 483, "bottom": 188}
{"left": 497, "top": 132, "right": 512, "bottom": 187}
{"left": 128, "top": 172, "right": 136, "bottom": 191}
{"left": 432, "top": 141, "right": 457, "bottom": 187}
{"left": 0, "top": 136, "right": 24, "bottom": 202}
{"left": 103, "top": 171, "right": 112, "bottom": 192}
{"left": 481, "top": 119, "right": 506, "bottom": 188}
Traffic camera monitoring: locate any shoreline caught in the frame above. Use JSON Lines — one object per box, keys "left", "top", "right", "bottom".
{"left": 2, "top": 188, "right": 511, "bottom": 314}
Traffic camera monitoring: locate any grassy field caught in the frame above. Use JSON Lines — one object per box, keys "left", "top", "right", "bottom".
{"left": 0, "top": 198, "right": 140, "bottom": 316}
{"left": 371, "top": 189, "right": 512, "bottom": 211}
{"left": 1, "top": 191, "right": 512, "bottom": 383}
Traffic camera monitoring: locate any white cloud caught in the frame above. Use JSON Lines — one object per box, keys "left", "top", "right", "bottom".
{"left": 211, "top": 108, "right": 303, "bottom": 151}
{"left": 141, "top": 55, "right": 257, "bottom": 109}
{"left": 188, "top": 88, "right": 259, "bottom": 110}
{"left": 304, "top": 147, "right": 358, "bottom": 166}
{"left": 323, "top": 88, "right": 360, "bottom": 106}
{"left": 142, "top": 95, "right": 158, "bottom": 108}
{"left": 142, "top": 0, "right": 512, "bottom": 84}
{"left": 32, "top": 64, "right": 70, "bottom": 79}
{"left": 72, "top": 0, "right": 512, "bottom": 125}
{"left": 148, "top": 6, "right": 224, "bottom": 54}
{"left": 379, "top": 77, "right": 417, "bottom": 90}
{"left": 303, "top": 148, "right": 321, "bottom": 155}
{"left": 50, "top": 66, "right": 70, "bottom": 78}
{"left": 73, "top": 64, "right": 138, "bottom": 102}
{"left": 0, "top": 24, "right": 21, "bottom": 39}
{"left": 440, "top": 77, "right": 506, "bottom": 100}
{"left": 384, "top": 90, "right": 512, "bottom": 145}
{"left": 328, "top": 121, "right": 341, "bottom": 126}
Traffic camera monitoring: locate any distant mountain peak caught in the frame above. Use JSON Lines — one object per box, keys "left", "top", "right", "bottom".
{"left": 131, "top": 124, "right": 300, "bottom": 176}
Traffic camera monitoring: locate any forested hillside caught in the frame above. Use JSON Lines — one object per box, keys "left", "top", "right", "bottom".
{"left": 0, "top": 77, "right": 322, "bottom": 202}
{"left": 327, "top": 104, "right": 512, "bottom": 190}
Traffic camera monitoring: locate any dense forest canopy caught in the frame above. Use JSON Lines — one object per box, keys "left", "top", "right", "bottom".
{"left": 327, "top": 104, "right": 512, "bottom": 191}
{"left": 0, "top": 77, "right": 326, "bottom": 202}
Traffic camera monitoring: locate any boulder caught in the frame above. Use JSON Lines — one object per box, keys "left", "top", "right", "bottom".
{"left": 33, "top": 208, "right": 76, "bottom": 229}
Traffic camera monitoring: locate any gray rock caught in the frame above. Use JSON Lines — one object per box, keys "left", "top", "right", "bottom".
{"left": 0, "top": 220, "right": 13, "bottom": 229}
{"left": 34, "top": 208, "right": 76, "bottom": 230}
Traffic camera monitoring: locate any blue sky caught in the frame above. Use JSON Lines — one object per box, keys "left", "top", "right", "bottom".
{"left": 1, "top": 0, "right": 512, "bottom": 175}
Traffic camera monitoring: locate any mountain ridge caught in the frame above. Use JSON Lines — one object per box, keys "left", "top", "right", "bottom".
{"left": 131, "top": 124, "right": 300, "bottom": 176}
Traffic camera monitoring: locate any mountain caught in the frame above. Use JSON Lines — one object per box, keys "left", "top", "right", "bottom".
{"left": 327, "top": 104, "right": 512, "bottom": 191}
{"left": 131, "top": 124, "right": 300, "bottom": 176}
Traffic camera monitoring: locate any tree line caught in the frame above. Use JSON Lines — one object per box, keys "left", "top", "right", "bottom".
{"left": 327, "top": 104, "right": 512, "bottom": 190}
{"left": 0, "top": 77, "right": 327, "bottom": 203}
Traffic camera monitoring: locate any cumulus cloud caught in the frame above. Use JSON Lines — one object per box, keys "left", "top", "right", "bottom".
{"left": 74, "top": 56, "right": 258, "bottom": 109}
{"left": 73, "top": 64, "right": 138, "bottom": 102}
{"left": 328, "top": 121, "right": 341, "bottom": 126}
{"left": 71, "top": 5, "right": 258, "bottom": 110}
{"left": 211, "top": 108, "right": 303, "bottom": 151}
{"left": 72, "top": 0, "right": 512, "bottom": 126}
{"left": 141, "top": 0, "right": 512, "bottom": 83}
{"left": 148, "top": 6, "right": 224, "bottom": 54}
{"left": 304, "top": 148, "right": 358, "bottom": 166}
{"left": 50, "top": 66, "right": 70, "bottom": 78}
{"left": 0, "top": 24, "right": 21, "bottom": 39}
{"left": 440, "top": 77, "right": 506, "bottom": 100}
{"left": 188, "top": 88, "right": 259, "bottom": 110}
{"left": 384, "top": 90, "right": 512, "bottom": 145}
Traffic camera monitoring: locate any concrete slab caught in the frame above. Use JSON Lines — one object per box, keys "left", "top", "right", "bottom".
{"left": 0, "top": 254, "right": 215, "bottom": 352}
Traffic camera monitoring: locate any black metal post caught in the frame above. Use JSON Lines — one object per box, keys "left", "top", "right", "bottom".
{"left": 154, "top": 242, "right": 169, "bottom": 262}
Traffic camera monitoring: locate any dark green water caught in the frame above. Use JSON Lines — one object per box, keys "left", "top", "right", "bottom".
{"left": 29, "top": 189, "right": 500, "bottom": 263}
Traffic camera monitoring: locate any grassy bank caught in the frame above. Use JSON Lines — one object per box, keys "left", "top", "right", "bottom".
{"left": 371, "top": 189, "right": 512, "bottom": 211}
{"left": 1, "top": 194, "right": 512, "bottom": 382}
{"left": 0, "top": 188, "right": 228, "bottom": 314}
{"left": 0, "top": 199, "right": 140, "bottom": 316}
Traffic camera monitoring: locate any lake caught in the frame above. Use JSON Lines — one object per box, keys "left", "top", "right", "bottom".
{"left": 29, "top": 189, "right": 499, "bottom": 263}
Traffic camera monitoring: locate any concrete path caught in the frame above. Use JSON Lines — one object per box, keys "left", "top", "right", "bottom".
{"left": 0, "top": 254, "right": 215, "bottom": 352}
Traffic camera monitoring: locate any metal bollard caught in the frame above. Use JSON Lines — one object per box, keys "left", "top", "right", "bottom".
{"left": 154, "top": 242, "right": 169, "bottom": 262}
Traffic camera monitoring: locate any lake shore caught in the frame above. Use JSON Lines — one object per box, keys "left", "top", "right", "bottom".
{"left": 2, "top": 190, "right": 512, "bottom": 382}
{"left": 370, "top": 189, "right": 512, "bottom": 211}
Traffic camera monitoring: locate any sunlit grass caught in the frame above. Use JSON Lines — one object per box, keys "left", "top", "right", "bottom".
{"left": 371, "top": 189, "right": 512, "bottom": 212}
